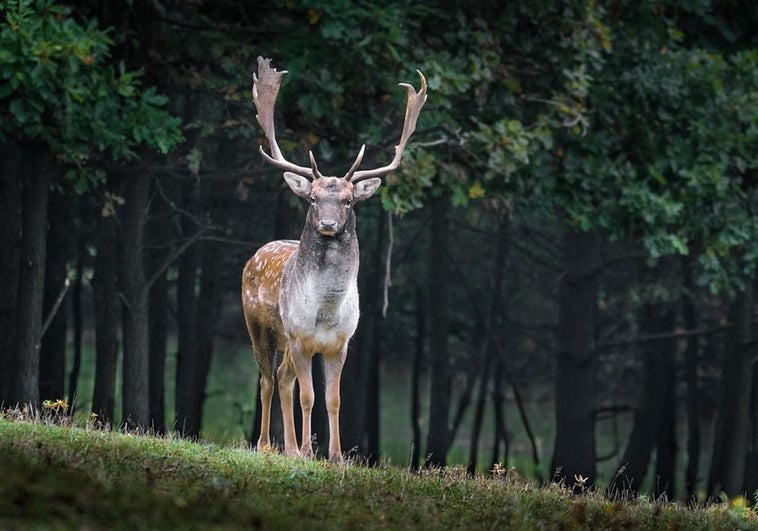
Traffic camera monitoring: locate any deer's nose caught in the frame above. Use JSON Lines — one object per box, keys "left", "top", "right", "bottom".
{"left": 319, "top": 219, "right": 337, "bottom": 234}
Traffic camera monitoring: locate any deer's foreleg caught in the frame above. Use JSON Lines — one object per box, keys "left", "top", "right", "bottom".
{"left": 323, "top": 345, "right": 347, "bottom": 462}
{"left": 277, "top": 349, "right": 299, "bottom": 457}
{"left": 291, "top": 346, "right": 315, "bottom": 458}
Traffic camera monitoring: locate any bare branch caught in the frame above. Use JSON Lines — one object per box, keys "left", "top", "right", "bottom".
{"left": 382, "top": 213, "right": 394, "bottom": 318}
{"left": 39, "top": 278, "right": 71, "bottom": 341}
{"left": 145, "top": 227, "right": 211, "bottom": 290}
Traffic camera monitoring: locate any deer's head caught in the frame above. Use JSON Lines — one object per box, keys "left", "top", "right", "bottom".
{"left": 252, "top": 56, "right": 427, "bottom": 237}
{"left": 284, "top": 172, "right": 380, "bottom": 237}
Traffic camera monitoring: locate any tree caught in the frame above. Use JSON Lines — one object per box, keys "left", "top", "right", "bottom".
{"left": 609, "top": 268, "right": 678, "bottom": 499}
{"left": 547, "top": 9, "right": 758, "bottom": 494}
{"left": 551, "top": 229, "right": 601, "bottom": 487}
{"left": 0, "top": 0, "right": 181, "bottom": 408}
{"left": 5, "top": 0, "right": 757, "bottom": 494}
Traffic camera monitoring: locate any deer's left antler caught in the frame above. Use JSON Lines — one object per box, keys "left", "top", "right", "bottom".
{"left": 348, "top": 71, "right": 428, "bottom": 182}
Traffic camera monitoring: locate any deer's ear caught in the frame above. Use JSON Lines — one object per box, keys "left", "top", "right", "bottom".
{"left": 283, "top": 172, "right": 311, "bottom": 199}
{"left": 353, "top": 178, "right": 381, "bottom": 202}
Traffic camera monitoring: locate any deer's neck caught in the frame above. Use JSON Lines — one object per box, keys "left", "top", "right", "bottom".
{"left": 294, "top": 223, "right": 359, "bottom": 295}
{"left": 279, "top": 222, "right": 360, "bottom": 341}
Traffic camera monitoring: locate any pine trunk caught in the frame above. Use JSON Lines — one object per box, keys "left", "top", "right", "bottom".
{"left": 551, "top": 228, "right": 599, "bottom": 488}
{"left": 424, "top": 193, "right": 451, "bottom": 467}
{"left": 119, "top": 173, "right": 151, "bottom": 430}
{"left": 92, "top": 215, "right": 120, "bottom": 425}
{"left": 0, "top": 141, "right": 21, "bottom": 404}
{"left": 175, "top": 242, "right": 199, "bottom": 436}
{"left": 14, "top": 148, "right": 53, "bottom": 407}
{"left": 708, "top": 283, "right": 754, "bottom": 497}
{"left": 39, "top": 191, "right": 69, "bottom": 403}
{"left": 609, "top": 301, "right": 676, "bottom": 498}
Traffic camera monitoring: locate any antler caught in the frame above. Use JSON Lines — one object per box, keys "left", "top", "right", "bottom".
{"left": 253, "top": 56, "right": 315, "bottom": 178}
{"left": 348, "top": 71, "right": 428, "bottom": 182}
{"left": 254, "top": 57, "right": 427, "bottom": 182}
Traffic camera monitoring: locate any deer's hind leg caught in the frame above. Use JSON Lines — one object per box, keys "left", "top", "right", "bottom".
{"left": 249, "top": 322, "right": 277, "bottom": 453}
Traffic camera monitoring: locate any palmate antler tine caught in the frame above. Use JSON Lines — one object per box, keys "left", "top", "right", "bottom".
{"left": 253, "top": 56, "right": 314, "bottom": 178}
{"left": 350, "top": 71, "right": 428, "bottom": 182}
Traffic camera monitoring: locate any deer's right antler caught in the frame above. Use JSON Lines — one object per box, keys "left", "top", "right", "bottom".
{"left": 254, "top": 57, "right": 427, "bottom": 182}
{"left": 253, "top": 56, "right": 316, "bottom": 179}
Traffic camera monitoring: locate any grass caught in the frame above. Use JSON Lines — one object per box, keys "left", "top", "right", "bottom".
{"left": 1, "top": 415, "right": 755, "bottom": 530}
{"left": 62, "top": 337, "right": 720, "bottom": 497}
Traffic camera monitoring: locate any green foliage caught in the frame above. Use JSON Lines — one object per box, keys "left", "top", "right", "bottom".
{"left": 257, "top": 0, "right": 757, "bottom": 292}
{"left": 0, "top": 0, "right": 182, "bottom": 185}
{"left": 0, "top": 417, "right": 753, "bottom": 530}
{"left": 376, "top": 1, "right": 612, "bottom": 216}
{"left": 557, "top": 37, "right": 758, "bottom": 290}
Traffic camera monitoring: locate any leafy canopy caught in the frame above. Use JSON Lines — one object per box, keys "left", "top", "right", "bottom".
{"left": 0, "top": 0, "right": 182, "bottom": 187}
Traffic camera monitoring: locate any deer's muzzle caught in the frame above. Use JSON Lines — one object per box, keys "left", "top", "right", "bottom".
{"left": 318, "top": 219, "right": 338, "bottom": 236}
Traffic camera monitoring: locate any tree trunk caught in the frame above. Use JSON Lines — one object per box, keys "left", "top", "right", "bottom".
{"left": 468, "top": 216, "right": 508, "bottom": 475}
{"left": 551, "top": 228, "right": 599, "bottom": 489}
{"left": 68, "top": 222, "right": 86, "bottom": 415}
{"left": 490, "top": 359, "right": 507, "bottom": 471}
{"left": 708, "top": 283, "right": 754, "bottom": 498}
{"left": 148, "top": 269, "right": 168, "bottom": 434}
{"left": 654, "top": 332, "right": 677, "bottom": 501}
{"left": 425, "top": 193, "right": 451, "bottom": 468}
{"left": 174, "top": 238, "right": 223, "bottom": 439}
{"left": 194, "top": 241, "right": 224, "bottom": 435}
{"left": 513, "top": 378, "right": 542, "bottom": 482}
{"left": 410, "top": 286, "right": 424, "bottom": 471}
{"left": 365, "top": 210, "right": 390, "bottom": 464}
{"left": 0, "top": 141, "right": 21, "bottom": 405}
{"left": 14, "top": 148, "right": 53, "bottom": 407}
{"left": 364, "top": 317, "right": 382, "bottom": 465}
{"left": 340, "top": 209, "right": 388, "bottom": 464}
{"left": 119, "top": 172, "right": 151, "bottom": 430}
{"left": 175, "top": 238, "right": 199, "bottom": 437}
{"left": 609, "top": 300, "right": 676, "bottom": 499}
{"left": 681, "top": 255, "right": 701, "bottom": 501}
{"left": 145, "top": 179, "right": 172, "bottom": 434}
{"left": 745, "top": 331, "right": 758, "bottom": 496}
{"left": 469, "top": 358, "right": 492, "bottom": 474}
{"left": 92, "top": 214, "right": 120, "bottom": 426}
{"left": 39, "top": 190, "right": 68, "bottom": 403}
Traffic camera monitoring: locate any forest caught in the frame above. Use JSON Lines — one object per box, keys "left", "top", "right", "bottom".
{"left": 1, "top": 0, "right": 757, "bottom": 503}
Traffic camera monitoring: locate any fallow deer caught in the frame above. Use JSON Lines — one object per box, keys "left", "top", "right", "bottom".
{"left": 242, "top": 57, "right": 427, "bottom": 461}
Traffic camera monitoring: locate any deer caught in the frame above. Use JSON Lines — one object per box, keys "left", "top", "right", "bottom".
{"left": 242, "top": 57, "right": 427, "bottom": 462}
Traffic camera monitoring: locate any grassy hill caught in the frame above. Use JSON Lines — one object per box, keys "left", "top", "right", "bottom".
{"left": 0, "top": 415, "right": 754, "bottom": 530}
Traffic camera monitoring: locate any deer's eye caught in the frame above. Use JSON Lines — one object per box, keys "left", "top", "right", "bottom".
{"left": 345, "top": 198, "right": 352, "bottom": 207}
{"left": 310, "top": 197, "right": 316, "bottom": 205}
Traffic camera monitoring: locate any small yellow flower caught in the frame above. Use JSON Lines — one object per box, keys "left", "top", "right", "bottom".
{"left": 574, "top": 474, "right": 588, "bottom": 487}
{"left": 42, "top": 398, "right": 68, "bottom": 413}
{"left": 468, "top": 181, "right": 486, "bottom": 200}
{"left": 730, "top": 495, "right": 748, "bottom": 508}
